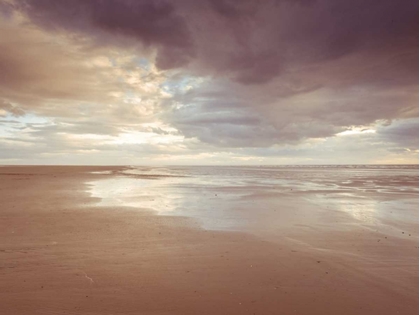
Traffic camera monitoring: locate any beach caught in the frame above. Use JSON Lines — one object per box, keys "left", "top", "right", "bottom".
{"left": 0, "top": 165, "right": 418, "bottom": 314}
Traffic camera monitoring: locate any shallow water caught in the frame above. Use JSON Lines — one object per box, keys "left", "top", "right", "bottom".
{"left": 89, "top": 165, "right": 419, "bottom": 233}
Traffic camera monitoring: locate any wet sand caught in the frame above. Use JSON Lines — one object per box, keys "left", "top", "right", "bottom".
{"left": 0, "top": 166, "right": 418, "bottom": 314}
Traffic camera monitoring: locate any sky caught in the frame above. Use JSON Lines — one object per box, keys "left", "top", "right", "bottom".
{"left": 0, "top": 0, "right": 418, "bottom": 165}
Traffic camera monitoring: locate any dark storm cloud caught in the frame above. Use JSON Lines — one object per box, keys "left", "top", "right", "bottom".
{"left": 11, "top": 0, "right": 418, "bottom": 83}
{"left": 14, "top": 0, "right": 195, "bottom": 69}
{"left": 190, "top": 0, "right": 418, "bottom": 84}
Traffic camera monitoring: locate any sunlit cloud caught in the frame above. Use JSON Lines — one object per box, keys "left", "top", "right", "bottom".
{"left": 337, "top": 128, "right": 376, "bottom": 137}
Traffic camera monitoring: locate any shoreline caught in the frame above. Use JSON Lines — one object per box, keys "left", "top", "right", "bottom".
{"left": 0, "top": 166, "right": 418, "bottom": 314}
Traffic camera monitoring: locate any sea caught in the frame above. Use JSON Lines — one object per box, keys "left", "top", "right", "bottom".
{"left": 89, "top": 165, "right": 419, "bottom": 234}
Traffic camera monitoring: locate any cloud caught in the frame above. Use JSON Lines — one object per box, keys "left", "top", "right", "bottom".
{"left": 0, "top": 0, "right": 417, "bottom": 164}
{"left": 0, "top": 18, "right": 120, "bottom": 111}
{"left": 376, "top": 118, "right": 419, "bottom": 150}
{"left": 161, "top": 76, "right": 417, "bottom": 147}
{"left": 0, "top": 99, "right": 24, "bottom": 116}
{"left": 0, "top": 14, "right": 172, "bottom": 132}
{"left": 10, "top": 0, "right": 417, "bottom": 83}
{"left": 13, "top": 0, "right": 195, "bottom": 69}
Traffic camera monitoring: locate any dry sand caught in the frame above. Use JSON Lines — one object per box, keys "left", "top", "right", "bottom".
{"left": 0, "top": 166, "right": 418, "bottom": 314}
